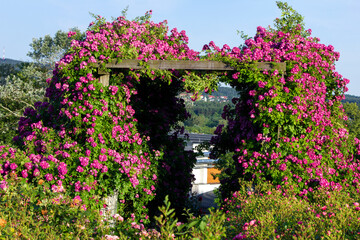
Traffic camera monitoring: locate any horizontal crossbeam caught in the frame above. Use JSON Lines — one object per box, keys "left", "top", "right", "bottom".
{"left": 103, "top": 59, "right": 286, "bottom": 71}
{"left": 98, "top": 59, "right": 286, "bottom": 86}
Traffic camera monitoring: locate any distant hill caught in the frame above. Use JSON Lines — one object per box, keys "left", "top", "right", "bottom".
{"left": 211, "top": 88, "right": 360, "bottom": 103}
{"left": 0, "top": 58, "right": 27, "bottom": 80}
{"left": 205, "top": 86, "right": 239, "bottom": 99}
{"left": 0, "top": 58, "right": 24, "bottom": 65}
{"left": 343, "top": 94, "right": 360, "bottom": 105}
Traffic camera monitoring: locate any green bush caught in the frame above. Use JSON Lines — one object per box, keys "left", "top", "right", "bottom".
{"left": 0, "top": 177, "right": 110, "bottom": 239}
{"left": 0, "top": 178, "right": 226, "bottom": 240}
{"left": 4, "top": 177, "right": 360, "bottom": 239}
{"left": 223, "top": 181, "right": 360, "bottom": 239}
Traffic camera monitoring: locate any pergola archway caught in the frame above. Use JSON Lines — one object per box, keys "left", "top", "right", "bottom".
{"left": 4, "top": 13, "right": 351, "bottom": 225}
{"left": 94, "top": 59, "right": 286, "bottom": 218}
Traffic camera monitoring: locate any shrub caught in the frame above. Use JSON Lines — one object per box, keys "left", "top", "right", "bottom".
{"left": 0, "top": 176, "right": 110, "bottom": 239}
{"left": 110, "top": 195, "right": 226, "bottom": 240}
{"left": 223, "top": 181, "right": 360, "bottom": 239}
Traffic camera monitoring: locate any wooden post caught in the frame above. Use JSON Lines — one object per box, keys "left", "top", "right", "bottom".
{"left": 101, "top": 190, "right": 119, "bottom": 228}
{"left": 99, "top": 73, "right": 110, "bottom": 87}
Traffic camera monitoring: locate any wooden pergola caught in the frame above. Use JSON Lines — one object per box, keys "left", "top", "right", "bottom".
{"left": 98, "top": 59, "right": 286, "bottom": 86}
{"left": 97, "top": 59, "right": 286, "bottom": 219}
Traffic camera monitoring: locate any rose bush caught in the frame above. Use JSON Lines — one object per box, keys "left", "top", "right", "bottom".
{"left": 0, "top": 11, "right": 202, "bottom": 223}
{"left": 209, "top": 4, "right": 358, "bottom": 203}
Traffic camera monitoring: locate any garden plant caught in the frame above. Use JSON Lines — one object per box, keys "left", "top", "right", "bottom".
{"left": 1, "top": 1, "right": 360, "bottom": 239}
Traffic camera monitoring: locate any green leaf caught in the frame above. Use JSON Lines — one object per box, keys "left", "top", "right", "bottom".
{"left": 186, "top": 220, "right": 199, "bottom": 229}
{"left": 199, "top": 220, "right": 207, "bottom": 231}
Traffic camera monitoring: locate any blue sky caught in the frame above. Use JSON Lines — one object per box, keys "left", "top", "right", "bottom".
{"left": 1, "top": 0, "right": 360, "bottom": 95}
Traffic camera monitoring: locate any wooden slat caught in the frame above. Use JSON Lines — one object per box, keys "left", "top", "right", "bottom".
{"left": 104, "top": 59, "right": 286, "bottom": 71}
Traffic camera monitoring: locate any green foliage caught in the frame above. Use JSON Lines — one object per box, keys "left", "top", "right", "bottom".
{"left": 133, "top": 9, "right": 153, "bottom": 24}
{"left": 121, "top": 6, "right": 129, "bottom": 18}
{"left": 183, "top": 101, "right": 229, "bottom": 134}
{"left": 223, "top": 181, "right": 360, "bottom": 239}
{"left": 179, "top": 87, "right": 238, "bottom": 134}
{"left": 208, "top": 86, "right": 239, "bottom": 99}
{"left": 343, "top": 94, "right": 360, "bottom": 105}
{"left": 4, "top": 178, "right": 360, "bottom": 239}
{"left": 182, "top": 71, "right": 219, "bottom": 96}
{"left": 0, "top": 27, "right": 85, "bottom": 146}
{"left": 213, "top": 152, "right": 240, "bottom": 203}
{"left": 237, "top": 30, "right": 250, "bottom": 42}
{"left": 0, "top": 63, "right": 19, "bottom": 82}
{"left": 273, "top": 1, "right": 310, "bottom": 37}
{"left": 152, "top": 196, "right": 226, "bottom": 240}
{"left": 343, "top": 102, "right": 360, "bottom": 139}
{"left": 0, "top": 177, "right": 110, "bottom": 239}
{"left": 0, "top": 180, "right": 226, "bottom": 239}
{"left": 0, "top": 64, "right": 46, "bottom": 146}
{"left": 28, "top": 28, "right": 85, "bottom": 68}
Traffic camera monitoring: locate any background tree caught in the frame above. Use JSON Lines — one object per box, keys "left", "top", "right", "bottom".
{"left": 0, "top": 28, "right": 84, "bottom": 145}
{"left": 0, "top": 65, "right": 45, "bottom": 145}
{"left": 28, "top": 28, "right": 85, "bottom": 69}
{"left": 0, "top": 64, "right": 18, "bottom": 83}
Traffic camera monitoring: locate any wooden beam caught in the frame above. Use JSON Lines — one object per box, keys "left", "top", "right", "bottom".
{"left": 97, "top": 59, "right": 286, "bottom": 87}
{"left": 104, "top": 59, "right": 286, "bottom": 71}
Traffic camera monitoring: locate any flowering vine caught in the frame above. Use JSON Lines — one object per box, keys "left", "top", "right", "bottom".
{"left": 209, "top": 24, "right": 357, "bottom": 201}
{"left": 0, "top": 12, "right": 202, "bottom": 222}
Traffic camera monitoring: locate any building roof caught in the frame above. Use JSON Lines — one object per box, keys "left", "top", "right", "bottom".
{"left": 178, "top": 133, "right": 214, "bottom": 143}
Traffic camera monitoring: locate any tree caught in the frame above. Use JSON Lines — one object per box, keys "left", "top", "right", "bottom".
{"left": 28, "top": 28, "right": 85, "bottom": 69}
{"left": 0, "top": 28, "right": 85, "bottom": 145}
{"left": 0, "top": 64, "right": 46, "bottom": 145}
{"left": 0, "top": 64, "right": 18, "bottom": 83}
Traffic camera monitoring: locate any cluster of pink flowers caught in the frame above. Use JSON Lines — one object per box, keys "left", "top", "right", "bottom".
{"left": 0, "top": 12, "right": 204, "bottom": 223}
{"left": 232, "top": 220, "right": 258, "bottom": 239}
{"left": 209, "top": 24, "right": 358, "bottom": 199}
